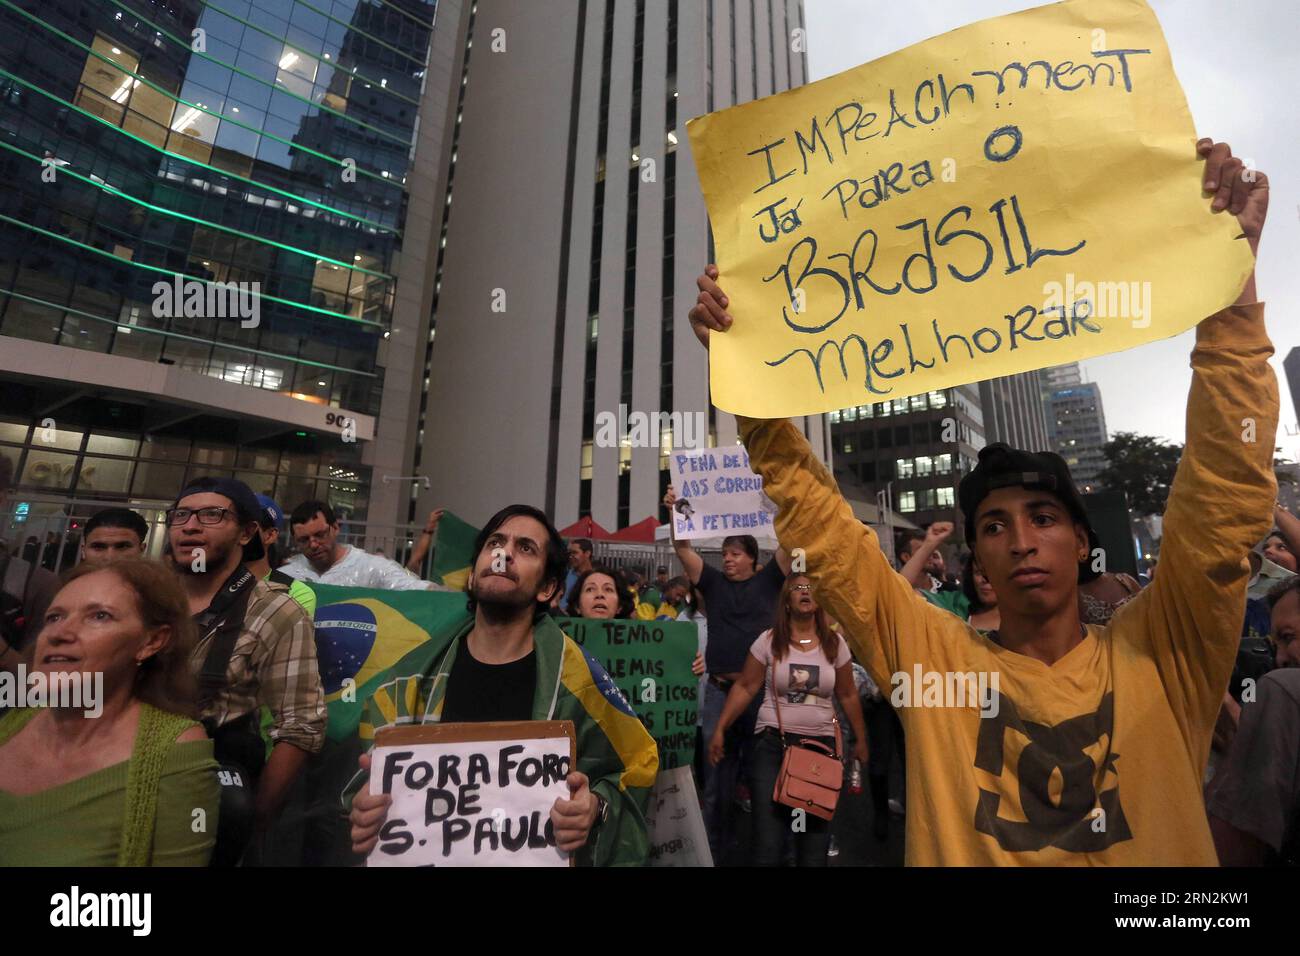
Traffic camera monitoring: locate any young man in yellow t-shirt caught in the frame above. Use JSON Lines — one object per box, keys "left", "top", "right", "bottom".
{"left": 686, "top": 139, "right": 1275, "bottom": 865}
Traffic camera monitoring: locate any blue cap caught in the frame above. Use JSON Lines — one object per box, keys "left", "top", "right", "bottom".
{"left": 257, "top": 494, "right": 284, "bottom": 530}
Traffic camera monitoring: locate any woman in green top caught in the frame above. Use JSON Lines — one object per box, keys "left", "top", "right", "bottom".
{"left": 0, "top": 559, "right": 219, "bottom": 865}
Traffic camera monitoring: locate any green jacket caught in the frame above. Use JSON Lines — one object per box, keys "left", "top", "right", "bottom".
{"left": 346, "top": 614, "right": 658, "bottom": 866}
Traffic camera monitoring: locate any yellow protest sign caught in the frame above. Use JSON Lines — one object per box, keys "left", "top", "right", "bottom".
{"left": 685, "top": 0, "right": 1254, "bottom": 418}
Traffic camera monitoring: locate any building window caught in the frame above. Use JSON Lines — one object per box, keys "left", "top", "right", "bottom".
{"left": 936, "top": 486, "right": 955, "bottom": 508}
{"left": 915, "top": 455, "right": 933, "bottom": 476}
{"left": 909, "top": 394, "right": 927, "bottom": 411}
{"left": 842, "top": 406, "right": 857, "bottom": 422}
{"left": 936, "top": 453, "right": 952, "bottom": 474}
{"left": 929, "top": 389, "right": 948, "bottom": 408}
{"left": 829, "top": 410, "right": 840, "bottom": 424}
{"left": 892, "top": 398, "right": 908, "bottom": 414}
{"left": 899, "top": 491, "right": 916, "bottom": 512}
{"left": 842, "top": 439, "right": 854, "bottom": 454}
{"left": 896, "top": 458, "right": 914, "bottom": 478}
{"left": 858, "top": 404, "right": 873, "bottom": 418}
{"left": 581, "top": 440, "right": 593, "bottom": 480}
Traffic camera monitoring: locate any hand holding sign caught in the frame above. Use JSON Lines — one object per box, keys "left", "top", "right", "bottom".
{"left": 550, "top": 771, "right": 599, "bottom": 853}
{"left": 1196, "top": 139, "right": 1267, "bottom": 309}
{"left": 350, "top": 751, "right": 391, "bottom": 856}
{"left": 362, "top": 721, "right": 579, "bottom": 867}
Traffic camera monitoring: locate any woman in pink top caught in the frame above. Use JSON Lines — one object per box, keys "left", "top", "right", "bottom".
{"left": 707, "top": 574, "right": 868, "bottom": 865}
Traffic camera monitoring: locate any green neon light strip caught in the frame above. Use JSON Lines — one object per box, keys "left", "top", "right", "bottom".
{"left": 0, "top": 66, "right": 399, "bottom": 236}
{"left": 1, "top": 0, "right": 402, "bottom": 190}
{"left": 0, "top": 289, "right": 379, "bottom": 378}
{"left": 202, "top": 0, "right": 421, "bottom": 107}
{"left": 103, "top": 0, "right": 414, "bottom": 149}
{"left": 0, "top": 140, "right": 392, "bottom": 281}
{"left": 0, "top": 213, "right": 384, "bottom": 328}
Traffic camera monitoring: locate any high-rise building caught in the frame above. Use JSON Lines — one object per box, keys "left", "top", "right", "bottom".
{"left": 829, "top": 385, "right": 986, "bottom": 540}
{"left": 979, "top": 369, "right": 1051, "bottom": 452}
{"left": 366, "top": 0, "right": 827, "bottom": 531}
{"left": 1284, "top": 346, "right": 1300, "bottom": 428}
{"left": 1048, "top": 381, "right": 1109, "bottom": 492}
{"left": 828, "top": 370, "right": 1049, "bottom": 540}
{"left": 0, "top": 0, "right": 441, "bottom": 535}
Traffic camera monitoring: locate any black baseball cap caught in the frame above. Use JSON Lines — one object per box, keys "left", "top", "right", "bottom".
{"left": 958, "top": 443, "right": 1099, "bottom": 583}
{"left": 175, "top": 477, "right": 265, "bottom": 562}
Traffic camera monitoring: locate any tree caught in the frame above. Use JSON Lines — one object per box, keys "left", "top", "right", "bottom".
{"left": 1096, "top": 432, "right": 1183, "bottom": 517}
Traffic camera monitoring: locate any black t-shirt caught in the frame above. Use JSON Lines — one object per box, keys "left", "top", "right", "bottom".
{"left": 441, "top": 634, "right": 537, "bottom": 722}
{"left": 697, "top": 559, "right": 786, "bottom": 675}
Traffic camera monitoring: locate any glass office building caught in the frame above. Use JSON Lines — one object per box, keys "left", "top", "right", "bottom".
{"left": 0, "top": 0, "right": 436, "bottom": 526}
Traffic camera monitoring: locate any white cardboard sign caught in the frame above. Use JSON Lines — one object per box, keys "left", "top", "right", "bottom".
{"left": 367, "top": 721, "right": 575, "bottom": 867}
{"left": 668, "top": 446, "right": 778, "bottom": 542}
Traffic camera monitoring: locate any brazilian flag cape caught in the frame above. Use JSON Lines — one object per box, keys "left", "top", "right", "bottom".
{"left": 311, "top": 585, "right": 659, "bottom": 866}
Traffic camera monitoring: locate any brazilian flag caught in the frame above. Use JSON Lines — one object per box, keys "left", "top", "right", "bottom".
{"left": 431, "top": 510, "right": 480, "bottom": 589}
{"left": 306, "top": 583, "right": 469, "bottom": 740}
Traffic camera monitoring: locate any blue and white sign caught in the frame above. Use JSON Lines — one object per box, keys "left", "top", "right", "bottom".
{"left": 668, "top": 447, "right": 777, "bottom": 543}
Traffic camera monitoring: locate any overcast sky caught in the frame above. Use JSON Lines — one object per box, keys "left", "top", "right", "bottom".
{"left": 805, "top": 0, "right": 1300, "bottom": 461}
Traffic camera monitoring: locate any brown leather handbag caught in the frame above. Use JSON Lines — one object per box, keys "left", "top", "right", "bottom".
{"left": 769, "top": 656, "right": 843, "bottom": 821}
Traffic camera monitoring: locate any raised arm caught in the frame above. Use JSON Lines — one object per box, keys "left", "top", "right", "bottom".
{"left": 688, "top": 267, "right": 953, "bottom": 686}
{"left": 1271, "top": 503, "right": 1300, "bottom": 560}
{"left": 405, "top": 508, "right": 444, "bottom": 573}
{"left": 1126, "top": 139, "right": 1276, "bottom": 750}
{"left": 899, "top": 521, "right": 953, "bottom": 589}
{"left": 663, "top": 484, "right": 704, "bottom": 585}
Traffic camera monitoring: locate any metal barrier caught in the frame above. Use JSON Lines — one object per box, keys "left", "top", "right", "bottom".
{"left": 1, "top": 495, "right": 174, "bottom": 576}
{"left": 0, "top": 497, "right": 429, "bottom": 579}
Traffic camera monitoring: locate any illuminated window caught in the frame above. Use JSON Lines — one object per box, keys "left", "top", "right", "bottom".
{"left": 937, "top": 487, "right": 955, "bottom": 507}
{"left": 899, "top": 491, "right": 916, "bottom": 512}
{"left": 896, "top": 458, "right": 915, "bottom": 478}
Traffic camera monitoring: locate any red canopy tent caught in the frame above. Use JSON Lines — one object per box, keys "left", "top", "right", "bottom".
{"left": 558, "top": 515, "right": 614, "bottom": 540}
{"left": 607, "top": 516, "right": 659, "bottom": 542}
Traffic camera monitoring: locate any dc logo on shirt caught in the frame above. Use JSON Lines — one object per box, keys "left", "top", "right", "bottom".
{"left": 581, "top": 648, "right": 636, "bottom": 718}
{"left": 973, "top": 690, "right": 1133, "bottom": 853}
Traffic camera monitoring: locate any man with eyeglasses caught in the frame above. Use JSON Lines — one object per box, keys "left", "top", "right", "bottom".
{"left": 168, "top": 477, "right": 326, "bottom": 845}
{"left": 280, "top": 499, "right": 433, "bottom": 590}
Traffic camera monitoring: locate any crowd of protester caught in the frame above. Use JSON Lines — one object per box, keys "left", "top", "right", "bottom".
{"left": 0, "top": 139, "right": 1295, "bottom": 868}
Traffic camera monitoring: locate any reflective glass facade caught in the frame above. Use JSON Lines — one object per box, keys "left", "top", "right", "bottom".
{"left": 0, "top": 0, "right": 437, "bottom": 519}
